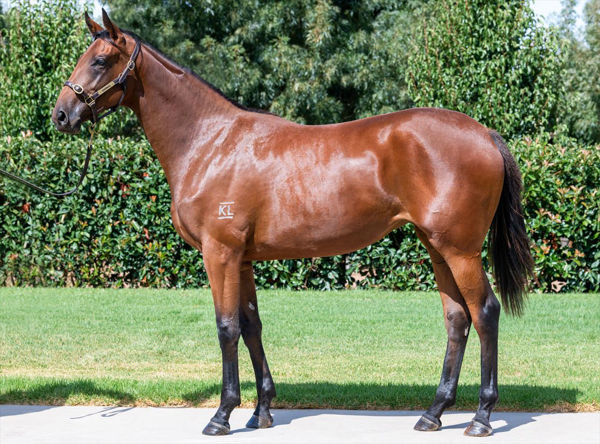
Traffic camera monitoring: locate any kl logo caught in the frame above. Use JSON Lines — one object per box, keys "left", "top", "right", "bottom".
{"left": 218, "top": 201, "right": 234, "bottom": 219}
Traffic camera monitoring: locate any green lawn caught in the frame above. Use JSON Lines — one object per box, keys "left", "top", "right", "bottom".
{"left": 0, "top": 288, "right": 598, "bottom": 412}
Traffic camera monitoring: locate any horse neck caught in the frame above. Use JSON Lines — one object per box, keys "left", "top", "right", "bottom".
{"left": 126, "top": 43, "right": 243, "bottom": 190}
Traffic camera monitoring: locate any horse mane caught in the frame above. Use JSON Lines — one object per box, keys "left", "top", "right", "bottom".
{"left": 94, "top": 29, "right": 272, "bottom": 115}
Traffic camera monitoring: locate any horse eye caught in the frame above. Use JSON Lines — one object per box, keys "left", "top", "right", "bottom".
{"left": 93, "top": 58, "right": 107, "bottom": 67}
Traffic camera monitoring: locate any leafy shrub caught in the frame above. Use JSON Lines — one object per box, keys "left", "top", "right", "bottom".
{"left": 0, "top": 134, "right": 207, "bottom": 287}
{"left": 0, "top": 0, "right": 87, "bottom": 141}
{"left": 516, "top": 134, "right": 600, "bottom": 292}
{"left": 0, "top": 133, "right": 597, "bottom": 293}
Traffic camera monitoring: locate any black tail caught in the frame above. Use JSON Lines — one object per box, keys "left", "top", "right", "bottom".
{"left": 488, "top": 131, "right": 534, "bottom": 316}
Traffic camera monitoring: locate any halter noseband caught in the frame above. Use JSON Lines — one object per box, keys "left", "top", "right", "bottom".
{"left": 64, "top": 38, "right": 141, "bottom": 123}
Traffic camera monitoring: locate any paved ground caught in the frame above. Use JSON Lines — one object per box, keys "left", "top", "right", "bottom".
{"left": 1, "top": 405, "right": 598, "bottom": 444}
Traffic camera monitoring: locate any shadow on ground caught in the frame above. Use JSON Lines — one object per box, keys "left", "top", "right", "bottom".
{"left": 0, "top": 378, "right": 581, "bottom": 413}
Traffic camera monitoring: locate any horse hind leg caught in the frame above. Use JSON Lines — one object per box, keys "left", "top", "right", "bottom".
{"left": 239, "top": 262, "right": 276, "bottom": 429}
{"left": 414, "top": 230, "right": 472, "bottom": 432}
{"left": 442, "top": 251, "right": 501, "bottom": 437}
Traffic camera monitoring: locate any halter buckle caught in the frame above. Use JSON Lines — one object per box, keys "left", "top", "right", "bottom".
{"left": 72, "top": 83, "right": 84, "bottom": 95}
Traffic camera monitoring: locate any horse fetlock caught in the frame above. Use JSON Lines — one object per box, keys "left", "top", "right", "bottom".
{"left": 220, "top": 389, "right": 241, "bottom": 411}
{"left": 479, "top": 387, "right": 499, "bottom": 411}
{"left": 261, "top": 378, "right": 276, "bottom": 399}
{"left": 434, "top": 391, "right": 456, "bottom": 410}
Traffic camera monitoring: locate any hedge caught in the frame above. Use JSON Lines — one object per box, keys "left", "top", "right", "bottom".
{"left": 0, "top": 131, "right": 598, "bottom": 293}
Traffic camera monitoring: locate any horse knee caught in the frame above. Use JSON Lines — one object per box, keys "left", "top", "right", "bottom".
{"left": 217, "top": 318, "right": 241, "bottom": 348}
{"left": 445, "top": 310, "right": 470, "bottom": 343}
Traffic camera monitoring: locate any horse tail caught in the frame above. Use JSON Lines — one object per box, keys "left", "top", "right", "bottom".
{"left": 488, "top": 131, "right": 534, "bottom": 317}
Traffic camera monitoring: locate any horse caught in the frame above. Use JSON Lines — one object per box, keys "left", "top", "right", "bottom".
{"left": 52, "top": 10, "right": 533, "bottom": 437}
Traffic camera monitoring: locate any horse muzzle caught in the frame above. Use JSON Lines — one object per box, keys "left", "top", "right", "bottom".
{"left": 52, "top": 101, "right": 87, "bottom": 134}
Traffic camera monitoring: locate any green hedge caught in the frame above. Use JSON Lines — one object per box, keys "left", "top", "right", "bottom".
{"left": 515, "top": 134, "right": 599, "bottom": 292}
{"left": 0, "top": 132, "right": 598, "bottom": 293}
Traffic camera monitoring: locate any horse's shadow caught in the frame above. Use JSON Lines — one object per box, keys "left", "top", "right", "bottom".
{"left": 182, "top": 381, "right": 580, "bottom": 435}
{"left": 0, "top": 380, "right": 579, "bottom": 436}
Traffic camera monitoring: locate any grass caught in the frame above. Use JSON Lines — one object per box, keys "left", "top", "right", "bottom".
{"left": 0, "top": 288, "right": 598, "bottom": 412}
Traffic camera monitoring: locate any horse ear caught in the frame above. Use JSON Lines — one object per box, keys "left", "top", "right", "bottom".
{"left": 84, "top": 11, "right": 103, "bottom": 36}
{"left": 102, "top": 8, "right": 123, "bottom": 43}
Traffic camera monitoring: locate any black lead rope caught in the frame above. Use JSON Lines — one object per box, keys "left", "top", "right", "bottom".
{"left": 0, "top": 123, "right": 96, "bottom": 197}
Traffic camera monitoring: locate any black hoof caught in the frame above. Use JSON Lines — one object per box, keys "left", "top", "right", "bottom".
{"left": 414, "top": 414, "right": 441, "bottom": 431}
{"left": 464, "top": 420, "right": 493, "bottom": 437}
{"left": 202, "top": 420, "right": 230, "bottom": 436}
{"left": 246, "top": 413, "right": 274, "bottom": 429}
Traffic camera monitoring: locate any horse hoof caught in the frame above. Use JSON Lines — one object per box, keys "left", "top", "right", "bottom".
{"left": 414, "top": 414, "right": 441, "bottom": 431}
{"left": 246, "top": 413, "right": 274, "bottom": 429}
{"left": 464, "top": 420, "right": 493, "bottom": 437}
{"left": 202, "top": 420, "right": 230, "bottom": 436}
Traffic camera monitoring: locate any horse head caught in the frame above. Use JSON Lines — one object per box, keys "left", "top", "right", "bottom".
{"left": 52, "top": 10, "right": 139, "bottom": 134}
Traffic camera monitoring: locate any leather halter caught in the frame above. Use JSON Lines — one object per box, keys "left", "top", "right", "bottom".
{"left": 64, "top": 38, "right": 141, "bottom": 123}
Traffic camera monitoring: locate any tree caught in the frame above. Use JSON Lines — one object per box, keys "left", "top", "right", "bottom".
{"left": 555, "top": 0, "right": 598, "bottom": 143}
{"left": 406, "top": 0, "right": 564, "bottom": 139}
{"left": 105, "top": 0, "right": 425, "bottom": 124}
{"left": 0, "top": 3, "right": 5, "bottom": 39}
{"left": 584, "top": 0, "right": 600, "bottom": 140}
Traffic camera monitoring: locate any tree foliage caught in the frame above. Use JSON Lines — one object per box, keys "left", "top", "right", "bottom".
{"left": 106, "top": 0, "right": 424, "bottom": 124}
{"left": 584, "top": 0, "right": 600, "bottom": 124}
{"left": 406, "top": 0, "right": 564, "bottom": 138}
{"left": 559, "top": 0, "right": 600, "bottom": 143}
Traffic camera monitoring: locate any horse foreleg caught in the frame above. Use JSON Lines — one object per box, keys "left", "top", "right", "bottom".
{"left": 239, "top": 262, "right": 276, "bottom": 429}
{"left": 201, "top": 242, "right": 243, "bottom": 436}
{"left": 414, "top": 240, "right": 472, "bottom": 432}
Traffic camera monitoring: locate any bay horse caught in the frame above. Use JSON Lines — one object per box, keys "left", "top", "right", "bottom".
{"left": 52, "top": 11, "right": 533, "bottom": 437}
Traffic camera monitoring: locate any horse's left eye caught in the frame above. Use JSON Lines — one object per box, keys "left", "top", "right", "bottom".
{"left": 93, "top": 58, "right": 107, "bottom": 67}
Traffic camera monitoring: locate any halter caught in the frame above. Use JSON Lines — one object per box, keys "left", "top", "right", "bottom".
{"left": 64, "top": 38, "right": 141, "bottom": 123}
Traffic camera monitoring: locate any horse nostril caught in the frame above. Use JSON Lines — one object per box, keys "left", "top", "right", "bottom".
{"left": 57, "top": 110, "right": 68, "bottom": 126}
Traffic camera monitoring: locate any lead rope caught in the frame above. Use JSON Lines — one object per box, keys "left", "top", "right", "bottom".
{"left": 0, "top": 122, "right": 96, "bottom": 197}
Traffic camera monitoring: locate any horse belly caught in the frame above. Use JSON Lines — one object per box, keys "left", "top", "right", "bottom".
{"left": 247, "top": 171, "right": 405, "bottom": 260}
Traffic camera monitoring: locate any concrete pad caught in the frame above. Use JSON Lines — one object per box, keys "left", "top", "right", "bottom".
{"left": 1, "top": 405, "right": 598, "bottom": 444}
